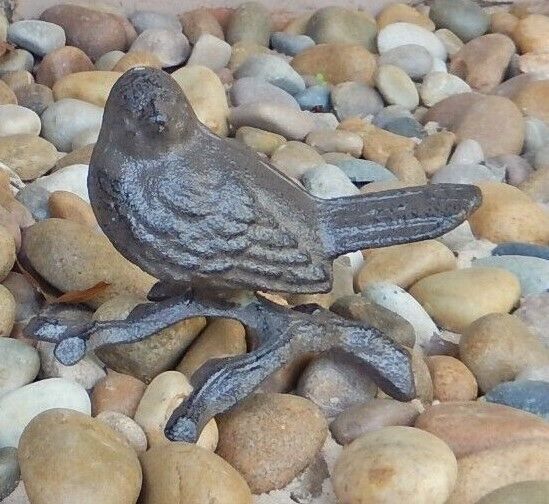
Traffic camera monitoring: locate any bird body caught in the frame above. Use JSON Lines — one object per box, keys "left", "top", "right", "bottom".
{"left": 89, "top": 67, "right": 481, "bottom": 294}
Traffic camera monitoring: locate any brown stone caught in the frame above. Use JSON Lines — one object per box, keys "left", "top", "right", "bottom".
{"left": 468, "top": 182, "right": 549, "bottom": 245}
{"left": 333, "top": 426, "right": 457, "bottom": 504}
{"left": 48, "top": 191, "right": 98, "bottom": 228}
{"left": 18, "top": 408, "right": 142, "bottom": 504}
{"left": 490, "top": 11, "right": 519, "bottom": 37}
{"left": 377, "top": 3, "right": 435, "bottom": 30}
{"left": 14, "top": 83, "right": 53, "bottom": 116}
{"left": 179, "top": 8, "right": 225, "bottom": 44}
{"left": 426, "top": 355, "right": 477, "bottom": 401}
{"left": 93, "top": 295, "right": 206, "bottom": 383}
{"left": 447, "top": 440, "right": 549, "bottom": 504}
{"left": 0, "top": 80, "right": 16, "bottom": 105}
{"left": 453, "top": 95, "right": 524, "bottom": 157}
{"left": 459, "top": 313, "right": 549, "bottom": 392}
{"left": 422, "top": 92, "right": 484, "bottom": 129}
{"left": 339, "top": 118, "right": 415, "bottom": 165}
{"left": 513, "top": 14, "right": 549, "bottom": 54}
{"left": 358, "top": 240, "right": 456, "bottom": 291}
{"left": 415, "top": 401, "right": 549, "bottom": 457}
{"left": 55, "top": 143, "right": 94, "bottom": 171}
{"left": 0, "top": 134, "right": 57, "bottom": 181}
{"left": 91, "top": 369, "right": 146, "bottom": 417}
{"left": 450, "top": 34, "right": 516, "bottom": 93}
{"left": 409, "top": 268, "right": 521, "bottom": 333}
{"left": 112, "top": 51, "right": 163, "bottom": 73}
{"left": 35, "top": 46, "right": 94, "bottom": 88}
{"left": 133, "top": 371, "right": 218, "bottom": 450}
{"left": 139, "top": 444, "right": 252, "bottom": 504}
{"left": 330, "top": 399, "right": 421, "bottom": 445}
{"left": 291, "top": 43, "right": 377, "bottom": 85}
{"left": 176, "top": 318, "right": 247, "bottom": 378}
{"left": 22, "top": 219, "right": 156, "bottom": 308}
{"left": 513, "top": 80, "right": 549, "bottom": 122}
{"left": 216, "top": 393, "right": 327, "bottom": 494}
{"left": 40, "top": 5, "right": 130, "bottom": 61}
{"left": 1, "top": 70, "right": 34, "bottom": 91}
{"left": 415, "top": 131, "right": 456, "bottom": 175}
{"left": 385, "top": 150, "right": 427, "bottom": 185}
{"left": 52, "top": 71, "right": 121, "bottom": 108}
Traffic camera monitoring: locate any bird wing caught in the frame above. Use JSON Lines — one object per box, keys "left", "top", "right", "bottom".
{"left": 116, "top": 159, "right": 330, "bottom": 292}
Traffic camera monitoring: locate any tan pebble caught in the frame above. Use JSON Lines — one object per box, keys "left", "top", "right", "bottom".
{"left": 95, "top": 410, "right": 147, "bottom": 452}
{"left": 216, "top": 393, "right": 327, "bottom": 493}
{"left": 94, "top": 295, "right": 206, "bottom": 383}
{"left": 48, "top": 191, "right": 98, "bottom": 228}
{"left": 35, "top": 46, "right": 94, "bottom": 88}
{"left": 19, "top": 408, "right": 142, "bottom": 504}
{"left": 21, "top": 218, "right": 156, "bottom": 308}
{"left": 228, "top": 41, "right": 271, "bottom": 71}
{"left": 358, "top": 240, "right": 455, "bottom": 290}
{"left": 139, "top": 443, "right": 252, "bottom": 504}
{"left": 330, "top": 398, "right": 421, "bottom": 445}
{"left": 333, "top": 426, "right": 457, "bottom": 504}
{"left": 235, "top": 126, "right": 286, "bottom": 155}
{"left": 427, "top": 355, "right": 477, "bottom": 401}
{"left": 0, "top": 224, "right": 15, "bottom": 282}
{"left": 179, "top": 8, "right": 225, "bottom": 44}
{"left": 512, "top": 14, "right": 549, "bottom": 54}
{"left": 176, "top": 318, "right": 246, "bottom": 378}
{"left": 284, "top": 12, "right": 313, "bottom": 34}
{"left": 415, "top": 401, "right": 549, "bottom": 457}
{"left": 415, "top": 131, "right": 456, "bottom": 175}
{"left": 447, "top": 440, "right": 549, "bottom": 504}
{"left": 410, "top": 347, "right": 434, "bottom": 404}
{"left": 450, "top": 34, "right": 515, "bottom": 93}
{"left": 291, "top": 43, "right": 377, "bottom": 85}
{"left": 0, "top": 284, "right": 15, "bottom": 336}
{"left": 171, "top": 65, "right": 229, "bottom": 137}
{"left": 305, "top": 129, "right": 363, "bottom": 157}
{"left": 490, "top": 11, "right": 519, "bottom": 37}
{"left": 377, "top": 3, "right": 435, "bottom": 30}
{"left": 513, "top": 79, "right": 549, "bottom": 123}
{"left": 517, "top": 53, "right": 549, "bottom": 79}
{"left": 270, "top": 140, "right": 324, "bottom": 178}
{"left": 0, "top": 80, "right": 16, "bottom": 105}
{"left": 409, "top": 267, "right": 521, "bottom": 332}
{"left": 52, "top": 71, "right": 122, "bottom": 107}
{"left": 112, "top": 51, "right": 162, "bottom": 72}
{"left": 0, "top": 134, "right": 58, "bottom": 181}
{"left": 1, "top": 70, "right": 34, "bottom": 91}
{"left": 134, "top": 370, "right": 218, "bottom": 450}
{"left": 91, "top": 369, "right": 146, "bottom": 417}
{"left": 459, "top": 313, "right": 549, "bottom": 392}
{"left": 468, "top": 182, "right": 549, "bottom": 244}
{"left": 55, "top": 143, "right": 94, "bottom": 171}
{"left": 386, "top": 150, "right": 427, "bottom": 185}
{"left": 339, "top": 119, "right": 415, "bottom": 165}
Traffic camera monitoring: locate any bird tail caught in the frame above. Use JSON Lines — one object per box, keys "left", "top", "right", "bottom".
{"left": 318, "top": 184, "right": 481, "bottom": 258}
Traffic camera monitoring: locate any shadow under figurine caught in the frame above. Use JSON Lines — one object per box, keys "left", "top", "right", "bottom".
{"left": 24, "top": 67, "right": 481, "bottom": 443}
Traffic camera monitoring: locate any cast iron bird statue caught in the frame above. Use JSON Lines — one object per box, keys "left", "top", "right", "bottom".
{"left": 25, "top": 67, "right": 481, "bottom": 443}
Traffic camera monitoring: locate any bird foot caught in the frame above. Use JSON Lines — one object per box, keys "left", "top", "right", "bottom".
{"left": 24, "top": 293, "right": 415, "bottom": 443}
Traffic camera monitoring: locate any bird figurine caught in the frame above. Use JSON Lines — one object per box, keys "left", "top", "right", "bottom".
{"left": 88, "top": 67, "right": 480, "bottom": 298}
{"left": 25, "top": 67, "right": 481, "bottom": 443}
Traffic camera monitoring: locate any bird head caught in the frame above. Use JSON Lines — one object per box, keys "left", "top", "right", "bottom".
{"left": 101, "top": 66, "right": 195, "bottom": 150}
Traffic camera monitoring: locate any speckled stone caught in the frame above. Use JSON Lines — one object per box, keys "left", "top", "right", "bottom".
{"left": 216, "top": 393, "right": 327, "bottom": 493}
